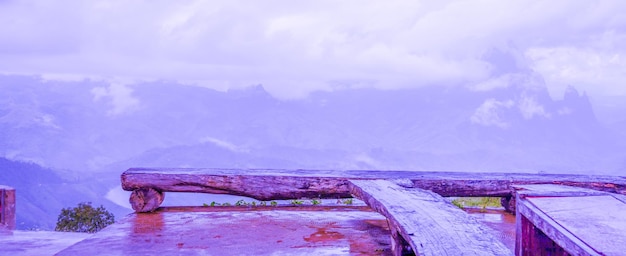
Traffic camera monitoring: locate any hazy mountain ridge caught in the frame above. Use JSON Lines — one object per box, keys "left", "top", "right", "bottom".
{"left": 0, "top": 157, "right": 127, "bottom": 230}
{"left": 1, "top": 73, "right": 624, "bottom": 175}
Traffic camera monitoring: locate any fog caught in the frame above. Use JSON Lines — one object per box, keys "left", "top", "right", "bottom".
{"left": 1, "top": 0, "right": 625, "bottom": 229}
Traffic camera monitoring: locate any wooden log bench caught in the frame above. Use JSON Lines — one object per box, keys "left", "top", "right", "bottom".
{"left": 121, "top": 168, "right": 626, "bottom": 213}
{"left": 349, "top": 179, "right": 512, "bottom": 256}
{"left": 514, "top": 184, "right": 626, "bottom": 255}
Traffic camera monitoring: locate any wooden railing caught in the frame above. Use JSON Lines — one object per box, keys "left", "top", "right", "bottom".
{"left": 0, "top": 185, "right": 16, "bottom": 231}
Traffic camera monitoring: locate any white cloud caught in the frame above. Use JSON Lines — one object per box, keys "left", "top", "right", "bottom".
{"left": 526, "top": 40, "right": 626, "bottom": 98}
{"left": 471, "top": 98, "right": 515, "bottom": 128}
{"left": 91, "top": 83, "right": 140, "bottom": 116}
{"left": 518, "top": 95, "right": 551, "bottom": 120}
{"left": 33, "top": 114, "right": 61, "bottom": 130}
{"left": 0, "top": 1, "right": 625, "bottom": 99}
{"left": 557, "top": 107, "right": 572, "bottom": 115}
{"left": 469, "top": 73, "right": 523, "bottom": 92}
{"left": 200, "top": 137, "right": 247, "bottom": 153}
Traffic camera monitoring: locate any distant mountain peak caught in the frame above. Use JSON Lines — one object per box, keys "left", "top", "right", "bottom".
{"left": 227, "top": 84, "right": 271, "bottom": 98}
{"left": 559, "top": 85, "right": 596, "bottom": 121}
{"left": 564, "top": 85, "right": 580, "bottom": 99}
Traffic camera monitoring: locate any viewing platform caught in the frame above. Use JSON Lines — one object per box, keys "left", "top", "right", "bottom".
{"left": 2, "top": 169, "right": 626, "bottom": 255}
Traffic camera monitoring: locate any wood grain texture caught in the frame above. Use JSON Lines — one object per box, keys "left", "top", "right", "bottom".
{"left": 121, "top": 168, "right": 626, "bottom": 200}
{"left": 512, "top": 184, "right": 626, "bottom": 256}
{"left": 531, "top": 196, "right": 626, "bottom": 255}
{"left": 130, "top": 188, "right": 164, "bottom": 213}
{"left": 516, "top": 196, "right": 596, "bottom": 256}
{"left": 348, "top": 179, "right": 512, "bottom": 256}
{"left": 0, "top": 186, "right": 15, "bottom": 230}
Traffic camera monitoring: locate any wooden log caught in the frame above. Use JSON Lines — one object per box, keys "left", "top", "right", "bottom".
{"left": 121, "top": 168, "right": 626, "bottom": 201}
{"left": 0, "top": 185, "right": 16, "bottom": 230}
{"left": 349, "top": 179, "right": 512, "bottom": 256}
{"left": 130, "top": 188, "right": 164, "bottom": 213}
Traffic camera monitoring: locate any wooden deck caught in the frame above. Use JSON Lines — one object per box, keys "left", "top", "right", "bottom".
{"left": 514, "top": 184, "right": 626, "bottom": 255}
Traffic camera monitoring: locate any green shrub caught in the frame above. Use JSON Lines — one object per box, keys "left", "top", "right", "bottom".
{"left": 55, "top": 202, "right": 114, "bottom": 233}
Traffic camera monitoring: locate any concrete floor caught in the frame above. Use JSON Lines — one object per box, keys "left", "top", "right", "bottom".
{"left": 0, "top": 230, "right": 90, "bottom": 256}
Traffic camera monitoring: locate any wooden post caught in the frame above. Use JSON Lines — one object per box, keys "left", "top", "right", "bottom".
{"left": 516, "top": 214, "right": 568, "bottom": 256}
{"left": 500, "top": 195, "right": 515, "bottom": 213}
{"left": 0, "top": 185, "right": 16, "bottom": 230}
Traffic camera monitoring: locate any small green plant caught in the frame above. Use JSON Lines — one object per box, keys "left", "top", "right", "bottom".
{"left": 342, "top": 198, "right": 353, "bottom": 205}
{"left": 451, "top": 200, "right": 464, "bottom": 209}
{"left": 449, "top": 197, "right": 501, "bottom": 211}
{"left": 251, "top": 201, "right": 257, "bottom": 206}
{"left": 202, "top": 203, "right": 209, "bottom": 207}
{"left": 270, "top": 201, "right": 278, "bottom": 206}
{"left": 311, "top": 199, "right": 321, "bottom": 205}
{"left": 235, "top": 200, "right": 247, "bottom": 206}
{"left": 55, "top": 202, "right": 114, "bottom": 233}
{"left": 290, "top": 199, "right": 304, "bottom": 205}
{"left": 259, "top": 201, "right": 267, "bottom": 206}
{"left": 210, "top": 201, "right": 219, "bottom": 207}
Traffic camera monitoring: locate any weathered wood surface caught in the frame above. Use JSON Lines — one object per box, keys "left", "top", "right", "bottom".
{"left": 129, "top": 188, "right": 164, "bottom": 213}
{"left": 517, "top": 214, "right": 569, "bottom": 256}
{"left": 348, "top": 179, "right": 512, "bottom": 256}
{"left": 0, "top": 185, "right": 16, "bottom": 231}
{"left": 122, "top": 168, "right": 626, "bottom": 199}
{"left": 515, "top": 184, "right": 626, "bottom": 256}
{"left": 513, "top": 184, "right": 608, "bottom": 197}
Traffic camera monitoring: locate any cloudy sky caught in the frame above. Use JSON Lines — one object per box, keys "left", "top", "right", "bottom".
{"left": 1, "top": 0, "right": 625, "bottom": 100}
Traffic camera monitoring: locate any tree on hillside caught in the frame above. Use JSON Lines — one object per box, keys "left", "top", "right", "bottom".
{"left": 55, "top": 202, "right": 114, "bottom": 233}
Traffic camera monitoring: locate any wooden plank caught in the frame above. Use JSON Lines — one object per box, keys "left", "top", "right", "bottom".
{"left": 514, "top": 185, "right": 626, "bottom": 255}
{"left": 526, "top": 196, "right": 626, "bottom": 255}
{"left": 516, "top": 195, "right": 598, "bottom": 255}
{"left": 348, "top": 179, "right": 512, "bottom": 256}
{"left": 513, "top": 184, "right": 608, "bottom": 197}
{"left": 121, "top": 168, "right": 626, "bottom": 199}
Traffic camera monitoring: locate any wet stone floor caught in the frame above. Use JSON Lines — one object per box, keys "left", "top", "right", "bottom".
{"left": 465, "top": 208, "right": 517, "bottom": 251}
{"left": 56, "top": 206, "right": 392, "bottom": 256}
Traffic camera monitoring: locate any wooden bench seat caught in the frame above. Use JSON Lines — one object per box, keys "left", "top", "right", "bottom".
{"left": 348, "top": 179, "right": 512, "bottom": 256}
